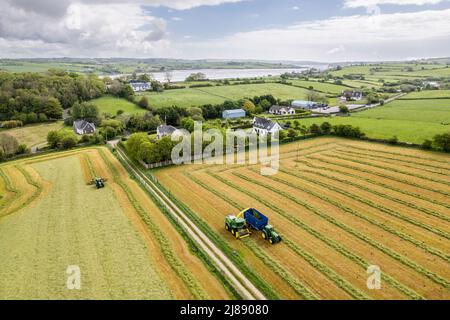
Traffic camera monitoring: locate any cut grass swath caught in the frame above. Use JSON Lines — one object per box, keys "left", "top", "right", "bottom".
{"left": 327, "top": 153, "right": 450, "bottom": 188}
{"left": 276, "top": 168, "right": 450, "bottom": 243}
{"left": 308, "top": 155, "right": 450, "bottom": 197}
{"left": 144, "top": 171, "right": 281, "bottom": 300}
{"left": 206, "top": 171, "right": 423, "bottom": 299}
{"left": 185, "top": 171, "right": 358, "bottom": 300}
{"left": 230, "top": 171, "right": 450, "bottom": 290}
{"left": 335, "top": 149, "right": 450, "bottom": 177}
{"left": 294, "top": 159, "right": 450, "bottom": 212}
{"left": 98, "top": 149, "right": 209, "bottom": 300}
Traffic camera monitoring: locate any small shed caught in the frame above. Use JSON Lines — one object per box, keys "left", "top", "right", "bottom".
{"left": 222, "top": 109, "right": 246, "bottom": 119}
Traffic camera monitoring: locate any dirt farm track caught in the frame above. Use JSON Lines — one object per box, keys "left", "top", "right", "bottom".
{"left": 0, "top": 148, "right": 231, "bottom": 300}
{"left": 153, "top": 137, "right": 450, "bottom": 300}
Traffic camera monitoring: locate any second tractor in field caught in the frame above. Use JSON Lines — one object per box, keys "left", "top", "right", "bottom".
{"left": 225, "top": 208, "right": 282, "bottom": 244}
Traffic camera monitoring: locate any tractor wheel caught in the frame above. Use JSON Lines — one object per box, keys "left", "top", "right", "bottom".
{"left": 269, "top": 238, "right": 274, "bottom": 244}
{"left": 225, "top": 224, "right": 229, "bottom": 231}
{"left": 261, "top": 232, "right": 266, "bottom": 239}
{"left": 231, "top": 229, "right": 235, "bottom": 235}
{"left": 235, "top": 232, "right": 240, "bottom": 239}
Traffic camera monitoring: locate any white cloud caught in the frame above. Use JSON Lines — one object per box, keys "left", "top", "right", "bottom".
{"left": 178, "top": 8, "right": 450, "bottom": 61}
{"left": 293, "top": 6, "right": 300, "bottom": 10}
{"left": 0, "top": 2, "right": 171, "bottom": 57}
{"left": 344, "top": 0, "right": 446, "bottom": 8}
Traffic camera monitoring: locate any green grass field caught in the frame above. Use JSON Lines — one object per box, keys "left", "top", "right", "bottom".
{"left": 329, "top": 63, "right": 450, "bottom": 80}
{"left": 143, "top": 83, "right": 310, "bottom": 108}
{"left": 400, "top": 90, "right": 450, "bottom": 99}
{"left": 91, "top": 95, "right": 146, "bottom": 115}
{"left": 288, "top": 98, "right": 450, "bottom": 144}
{"left": 0, "top": 154, "right": 173, "bottom": 299}
{"left": 288, "top": 80, "right": 348, "bottom": 94}
{"left": 0, "top": 121, "right": 64, "bottom": 148}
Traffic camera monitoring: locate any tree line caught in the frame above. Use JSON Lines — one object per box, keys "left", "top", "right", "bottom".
{"left": 0, "top": 70, "right": 105, "bottom": 125}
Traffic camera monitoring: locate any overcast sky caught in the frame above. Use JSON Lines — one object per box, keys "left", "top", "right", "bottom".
{"left": 1, "top": 0, "right": 450, "bottom": 62}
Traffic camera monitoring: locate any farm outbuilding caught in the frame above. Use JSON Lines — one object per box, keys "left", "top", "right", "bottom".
{"left": 223, "top": 109, "right": 246, "bottom": 119}
{"left": 291, "top": 100, "right": 318, "bottom": 109}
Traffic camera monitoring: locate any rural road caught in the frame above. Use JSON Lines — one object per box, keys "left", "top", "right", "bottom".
{"left": 114, "top": 147, "right": 267, "bottom": 300}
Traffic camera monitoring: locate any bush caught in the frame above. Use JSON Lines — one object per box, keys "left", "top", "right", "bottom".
{"left": 80, "top": 135, "right": 91, "bottom": 143}
{"left": 1, "top": 120, "right": 23, "bottom": 129}
{"left": 433, "top": 132, "right": 450, "bottom": 152}
{"left": 138, "top": 96, "right": 150, "bottom": 109}
{"left": 60, "top": 135, "right": 78, "bottom": 149}
{"left": 0, "top": 133, "right": 19, "bottom": 155}
{"left": 422, "top": 139, "right": 433, "bottom": 150}
{"left": 16, "top": 144, "right": 30, "bottom": 155}
{"left": 387, "top": 136, "right": 399, "bottom": 145}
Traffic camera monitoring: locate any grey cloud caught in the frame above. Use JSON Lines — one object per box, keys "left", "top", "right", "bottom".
{"left": 5, "top": 0, "right": 71, "bottom": 18}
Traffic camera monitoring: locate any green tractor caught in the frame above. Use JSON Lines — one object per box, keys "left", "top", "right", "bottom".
{"left": 225, "top": 215, "right": 250, "bottom": 239}
{"left": 88, "top": 177, "right": 107, "bottom": 189}
{"left": 225, "top": 208, "right": 282, "bottom": 244}
{"left": 261, "top": 224, "right": 282, "bottom": 244}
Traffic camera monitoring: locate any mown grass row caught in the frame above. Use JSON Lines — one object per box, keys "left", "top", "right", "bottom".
{"left": 326, "top": 153, "right": 450, "bottom": 188}
{"left": 206, "top": 171, "right": 423, "bottom": 299}
{"left": 244, "top": 239, "right": 319, "bottom": 300}
{"left": 278, "top": 167, "right": 450, "bottom": 241}
{"left": 336, "top": 149, "right": 450, "bottom": 177}
{"left": 113, "top": 151, "right": 241, "bottom": 300}
{"left": 98, "top": 149, "right": 209, "bottom": 300}
{"left": 144, "top": 171, "right": 281, "bottom": 300}
{"left": 308, "top": 155, "right": 450, "bottom": 197}
{"left": 83, "top": 153, "right": 96, "bottom": 179}
{"left": 184, "top": 171, "right": 359, "bottom": 300}
{"left": 337, "top": 148, "right": 450, "bottom": 173}
{"left": 343, "top": 144, "right": 450, "bottom": 167}
{"left": 229, "top": 171, "right": 450, "bottom": 290}
{"left": 294, "top": 159, "right": 450, "bottom": 212}
{"left": 298, "top": 167, "right": 450, "bottom": 223}
{"left": 13, "top": 165, "right": 44, "bottom": 215}
{"left": 274, "top": 168, "right": 450, "bottom": 262}
{"left": 0, "top": 168, "right": 20, "bottom": 214}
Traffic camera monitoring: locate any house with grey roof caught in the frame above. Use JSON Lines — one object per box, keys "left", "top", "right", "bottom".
{"left": 73, "top": 120, "right": 96, "bottom": 135}
{"left": 223, "top": 109, "right": 246, "bottom": 119}
{"left": 269, "top": 105, "right": 295, "bottom": 116}
{"left": 252, "top": 117, "right": 283, "bottom": 136}
{"left": 129, "top": 81, "right": 151, "bottom": 92}
{"left": 157, "top": 125, "right": 177, "bottom": 140}
{"left": 341, "top": 90, "right": 363, "bottom": 101}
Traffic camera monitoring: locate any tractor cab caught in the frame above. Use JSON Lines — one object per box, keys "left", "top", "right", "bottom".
{"left": 262, "top": 224, "right": 282, "bottom": 244}
{"left": 225, "top": 215, "right": 250, "bottom": 239}
{"left": 95, "top": 178, "right": 105, "bottom": 189}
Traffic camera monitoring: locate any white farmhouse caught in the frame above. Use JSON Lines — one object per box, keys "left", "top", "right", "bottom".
{"left": 252, "top": 117, "right": 283, "bottom": 136}
{"left": 129, "top": 81, "right": 151, "bottom": 92}
{"left": 269, "top": 105, "right": 295, "bottom": 116}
